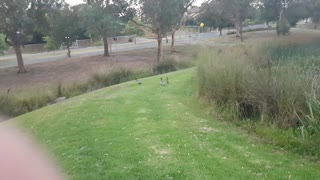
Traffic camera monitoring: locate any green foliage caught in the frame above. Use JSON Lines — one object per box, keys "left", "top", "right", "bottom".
{"left": 277, "top": 12, "right": 290, "bottom": 35}
{"left": 47, "top": 5, "right": 82, "bottom": 56}
{"left": 287, "top": 3, "right": 309, "bottom": 27}
{"left": 43, "top": 36, "right": 60, "bottom": 51}
{"left": 0, "top": 0, "right": 64, "bottom": 45}
{"left": 205, "top": 0, "right": 253, "bottom": 40}
{"left": 122, "top": 21, "right": 144, "bottom": 36}
{"left": 89, "top": 68, "right": 136, "bottom": 89}
{"left": 81, "top": 1, "right": 132, "bottom": 56}
{"left": 308, "top": 0, "right": 320, "bottom": 29}
{"left": 0, "top": 0, "right": 65, "bottom": 72}
{"left": 0, "top": 34, "right": 8, "bottom": 54}
{"left": 139, "top": 0, "right": 190, "bottom": 36}
{"left": 197, "top": 1, "right": 233, "bottom": 30}
{"left": 0, "top": 93, "right": 56, "bottom": 116}
{"left": 138, "top": 0, "right": 195, "bottom": 60}
{"left": 82, "top": 1, "right": 132, "bottom": 38}
{"left": 153, "top": 58, "right": 192, "bottom": 74}
{"left": 259, "top": 0, "right": 282, "bottom": 24}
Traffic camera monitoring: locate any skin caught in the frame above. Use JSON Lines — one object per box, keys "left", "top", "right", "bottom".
{"left": 0, "top": 124, "right": 64, "bottom": 180}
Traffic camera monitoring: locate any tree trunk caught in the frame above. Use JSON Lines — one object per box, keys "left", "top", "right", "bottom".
{"left": 13, "top": 44, "right": 26, "bottom": 73}
{"left": 236, "top": 20, "right": 241, "bottom": 37}
{"left": 239, "top": 20, "right": 244, "bottom": 42}
{"left": 67, "top": 46, "right": 71, "bottom": 58}
{"left": 171, "top": 31, "right": 176, "bottom": 53}
{"left": 157, "top": 33, "right": 162, "bottom": 63}
{"left": 103, "top": 37, "right": 109, "bottom": 57}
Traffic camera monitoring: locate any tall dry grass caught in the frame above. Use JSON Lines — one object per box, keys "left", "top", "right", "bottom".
{"left": 197, "top": 33, "right": 320, "bottom": 157}
{"left": 198, "top": 34, "right": 320, "bottom": 129}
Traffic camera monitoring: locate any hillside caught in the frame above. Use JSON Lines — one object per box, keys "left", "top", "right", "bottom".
{"left": 13, "top": 69, "right": 320, "bottom": 179}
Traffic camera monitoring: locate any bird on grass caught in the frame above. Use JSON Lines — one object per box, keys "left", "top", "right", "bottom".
{"left": 135, "top": 78, "right": 142, "bottom": 85}
{"left": 160, "top": 77, "right": 166, "bottom": 86}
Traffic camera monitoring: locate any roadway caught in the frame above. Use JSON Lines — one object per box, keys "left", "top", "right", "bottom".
{"left": 0, "top": 24, "right": 269, "bottom": 69}
{"left": 0, "top": 32, "right": 220, "bottom": 69}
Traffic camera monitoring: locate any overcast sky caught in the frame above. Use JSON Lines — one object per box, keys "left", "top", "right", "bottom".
{"left": 66, "top": 0, "right": 206, "bottom": 6}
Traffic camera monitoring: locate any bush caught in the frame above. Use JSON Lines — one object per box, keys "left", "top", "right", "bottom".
{"left": 0, "top": 34, "right": 8, "bottom": 55}
{"left": 88, "top": 68, "right": 136, "bottom": 89}
{"left": 153, "top": 58, "right": 192, "bottom": 74}
{"left": 122, "top": 21, "right": 144, "bottom": 37}
{"left": 277, "top": 15, "right": 290, "bottom": 36}
{"left": 0, "top": 93, "right": 56, "bottom": 116}
{"left": 43, "top": 36, "right": 60, "bottom": 51}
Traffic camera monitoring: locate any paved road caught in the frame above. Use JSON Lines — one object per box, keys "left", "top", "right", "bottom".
{"left": 0, "top": 24, "right": 269, "bottom": 69}
{"left": 0, "top": 32, "right": 220, "bottom": 69}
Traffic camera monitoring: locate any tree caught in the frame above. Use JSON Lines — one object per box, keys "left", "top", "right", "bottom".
{"left": 137, "top": 0, "right": 191, "bottom": 62}
{"left": 47, "top": 5, "right": 82, "bottom": 57}
{"left": 307, "top": 0, "right": 320, "bottom": 29}
{"left": 0, "top": 0, "right": 63, "bottom": 73}
{"left": 259, "top": 0, "right": 282, "bottom": 26}
{"left": 82, "top": 0, "right": 132, "bottom": 57}
{"left": 170, "top": 0, "right": 195, "bottom": 53}
{"left": 215, "top": 0, "right": 253, "bottom": 42}
{"left": 286, "top": 1, "right": 309, "bottom": 27}
{"left": 197, "top": 1, "right": 233, "bottom": 36}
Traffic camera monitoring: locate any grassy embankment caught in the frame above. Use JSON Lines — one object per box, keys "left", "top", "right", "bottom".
{"left": 10, "top": 68, "right": 320, "bottom": 179}
{"left": 0, "top": 46, "right": 196, "bottom": 117}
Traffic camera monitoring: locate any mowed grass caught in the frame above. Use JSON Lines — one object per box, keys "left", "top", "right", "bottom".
{"left": 13, "top": 69, "right": 320, "bottom": 179}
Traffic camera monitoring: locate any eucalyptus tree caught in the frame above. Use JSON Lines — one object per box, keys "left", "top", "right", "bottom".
{"left": 0, "top": 0, "right": 64, "bottom": 73}
{"left": 82, "top": 0, "right": 133, "bottom": 57}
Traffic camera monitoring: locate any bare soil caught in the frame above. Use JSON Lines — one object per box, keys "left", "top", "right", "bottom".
{"left": 0, "top": 48, "right": 161, "bottom": 94}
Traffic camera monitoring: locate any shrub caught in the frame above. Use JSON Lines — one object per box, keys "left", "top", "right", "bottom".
{"left": 277, "top": 14, "right": 290, "bottom": 36}
{"left": 0, "top": 93, "right": 56, "bottom": 116}
{"left": 153, "top": 58, "right": 192, "bottom": 74}
{"left": 0, "top": 34, "right": 8, "bottom": 54}
{"left": 43, "top": 36, "right": 60, "bottom": 51}
{"left": 88, "top": 68, "right": 136, "bottom": 89}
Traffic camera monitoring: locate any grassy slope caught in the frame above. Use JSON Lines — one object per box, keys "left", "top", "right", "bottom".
{"left": 14, "top": 69, "right": 320, "bottom": 179}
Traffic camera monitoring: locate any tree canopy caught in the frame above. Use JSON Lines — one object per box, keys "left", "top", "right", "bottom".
{"left": 81, "top": 0, "right": 133, "bottom": 56}
{"left": 0, "top": 0, "right": 64, "bottom": 73}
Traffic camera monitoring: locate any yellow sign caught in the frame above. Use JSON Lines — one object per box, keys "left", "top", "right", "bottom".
{"left": 200, "top": 23, "right": 204, "bottom": 28}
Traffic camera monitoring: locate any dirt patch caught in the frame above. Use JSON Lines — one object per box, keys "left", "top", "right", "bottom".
{"left": 0, "top": 48, "right": 159, "bottom": 94}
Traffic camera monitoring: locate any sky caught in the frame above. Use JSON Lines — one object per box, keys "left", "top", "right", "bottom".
{"left": 66, "top": 0, "right": 206, "bottom": 6}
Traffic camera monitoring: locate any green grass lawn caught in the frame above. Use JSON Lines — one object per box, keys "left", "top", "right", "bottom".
{"left": 14, "top": 69, "right": 320, "bottom": 179}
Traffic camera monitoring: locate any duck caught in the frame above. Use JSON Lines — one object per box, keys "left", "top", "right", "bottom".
{"left": 135, "top": 78, "right": 142, "bottom": 85}
{"left": 160, "top": 77, "right": 166, "bottom": 86}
